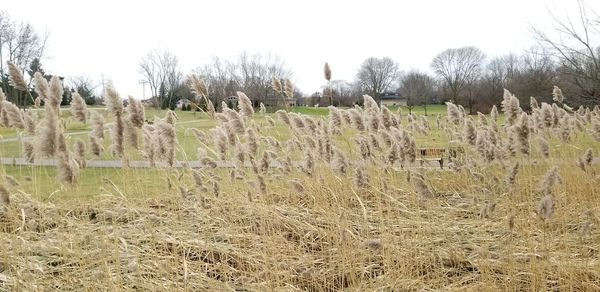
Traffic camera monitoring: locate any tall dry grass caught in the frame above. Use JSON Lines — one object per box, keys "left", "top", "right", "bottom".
{"left": 0, "top": 76, "right": 599, "bottom": 290}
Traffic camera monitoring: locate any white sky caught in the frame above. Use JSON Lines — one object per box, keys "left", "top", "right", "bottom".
{"left": 3, "top": 0, "right": 599, "bottom": 98}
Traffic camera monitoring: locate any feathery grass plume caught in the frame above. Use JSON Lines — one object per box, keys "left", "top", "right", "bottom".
{"left": 506, "top": 162, "right": 519, "bottom": 187}
{"left": 33, "top": 72, "right": 50, "bottom": 101}
{"left": 355, "top": 136, "right": 371, "bottom": 161}
{"left": 324, "top": 62, "right": 332, "bottom": 81}
{"left": 264, "top": 116, "right": 276, "bottom": 129}
{"left": 156, "top": 120, "right": 177, "bottom": 166}
{"left": 124, "top": 119, "right": 139, "bottom": 149}
{"left": 501, "top": 89, "right": 520, "bottom": 126}
{"left": 0, "top": 90, "right": 5, "bottom": 126}
{"left": 363, "top": 95, "right": 379, "bottom": 112}
{"left": 540, "top": 102, "right": 554, "bottom": 128}
{"left": 283, "top": 79, "right": 294, "bottom": 98}
{"left": 275, "top": 110, "right": 291, "bottom": 126}
{"left": 331, "top": 147, "right": 349, "bottom": 174}
{"left": 538, "top": 166, "right": 562, "bottom": 196}
{"left": 205, "top": 99, "right": 216, "bottom": 119}
{"left": 245, "top": 127, "right": 258, "bottom": 158}
{"left": 386, "top": 142, "right": 400, "bottom": 166}
{"left": 23, "top": 109, "right": 35, "bottom": 135}
{"left": 190, "top": 128, "right": 208, "bottom": 142}
{"left": 463, "top": 118, "right": 477, "bottom": 146}
{"left": 551, "top": 103, "right": 562, "bottom": 124}
{"left": 141, "top": 125, "right": 156, "bottom": 165}
{"left": 237, "top": 91, "right": 254, "bottom": 118}
{"left": 412, "top": 173, "right": 433, "bottom": 198}
{"left": 89, "top": 133, "right": 103, "bottom": 157}
{"left": 189, "top": 75, "right": 208, "bottom": 101}
{"left": 446, "top": 102, "right": 462, "bottom": 125}
{"left": 104, "top": 85, "right": 125, "bottom": 158}
{"left": 513, "top": 113, "right": 530, "bottom": 155}
{"left": 328, "top": 106, "right": 342, "bottom": 132}
{"left": 223, "top": 107, "right": 246, "bottom": 134}
{"left": 0, "top": 184, "right": 9, "bottom": 210}
{"left": 2, "top": 101, "right": 25, "bottom": 129}
{"left": 302, "top": 149, "right": 315, "bottom": 176}
{"left": 537, "top": 194, "right": 555, "bottom": 221}
{"left": 220, "top": 101, "right": 229, "bottom": 111}
{"left": 259, "top": 102, "right": 267, "bottom": 115}
{"left": 349, "top": 108, "right": 365, "bottom": 131}
{"left": 366, "top": 111, "right": 381, "bottom": 132}
{"left": 399, "top": 129, "right": 417, "bottom": 163}
{"left": 164, "top": 110, "right": 178, "bottom": 125}
{"left": 256, "top": 174, "right": 267, "bottom": 194}
{"left": 289, "top": 113, "right": 305, "bottom": 129}
{"left": 380, "top": 105, "right": 394, "bottom": 129}
{"left": 530, "top": 96, "right": 539, "bottom": 110}
{"left": 475, "top": 130, "right": 490, "bottom": 161}
{"left": 21, "top": 140, "right": 34, "bottom": 163}
{"left": 477, "top": 112, "right": 488, "bottom": 126}
{"left": 489, "top": 105, "right": 498, "bottom": 124}
{"left": 552, "top": 85, "right": 564, "bottom": 104}
{"left": 34, "top": 108, "right": 59, "bottom": 158}
{"left": 339, "top": 109, "right": 352, "bottom": 127}
{"left": 303, "top": 115, "right": 318, "bottom": 133}
{"left": 259, "top": 151, "right": 273, "bottom": 173}
{"left": 379, "top": 129, "right": 393, "bottom": 148}
{"left": 592, "top": 116, "right": 600, "bottom": 141}
{"left": 353, "top": 167, "right": 369, "bottom": 189}
{"left": 56, "top": 151, "right": 79, "bottom": 185}
{"left": 213, "top": 126, "right": 228, "bottom": 160}
{"left": 271, "top": 77, "right": 282, "bottom": 93}
{"left": 366, "top": 133, "right": 380, "bottom": 152}
{"left": 127, "top": 96, "right": 145, "bottom": 127}
{"left": 233, "top": 143, "right": 246, "bottom": 167}
{"left": 537, "top": 137, "right": 550, "bottom": 158}
{"left": 73, "top": 138, "right": 87, "bottom": 168}
{"left": 70, "top": 92, "right": 88, "bottom": 123}
{"left": 7, "top": 61, "right": 28, "bottom": 91}
{"left": 48, "top": 75, "right": 64, "bottom": 111}
{"left": 558, "top": 115, "right": 572, "bottom": 142}
{"left": 90, "top": 111, "right": 105, "bottom": 139}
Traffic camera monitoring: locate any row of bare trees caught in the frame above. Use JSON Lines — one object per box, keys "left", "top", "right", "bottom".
{"left": 138, "top": 50, "right": 295, "bottom": 110}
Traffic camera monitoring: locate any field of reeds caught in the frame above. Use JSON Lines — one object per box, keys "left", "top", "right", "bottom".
{"left": 1, "top": 63, "right": 600, "bottom": 291}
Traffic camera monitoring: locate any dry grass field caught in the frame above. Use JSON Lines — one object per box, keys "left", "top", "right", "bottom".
{"left": 1, "top": 72, "right": 600, "bottom": 291}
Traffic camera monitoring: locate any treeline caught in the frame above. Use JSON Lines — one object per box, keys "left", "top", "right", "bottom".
{"left": 2, "top": 3, "right": 600, "bottom": 113}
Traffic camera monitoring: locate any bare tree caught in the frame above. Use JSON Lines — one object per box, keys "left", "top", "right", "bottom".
{"left": 193, "top": 52, "right": 293, "bottom": 109}
{"left": 69, "top": 75, "right": 100, "bottom": 105}
{"left": 398, "top": 70, "right": 436, "bottom": 115}
{"left": 356, "top": 57, "right": 399, "bottom": 101}
{"left": 235, "top": 51, "right": 292, "bottom": 106}
{"left": 138, "top": 49, "right": 182, "bottom": 108}
{"left": 532, "top": 0, "right": 600, "bottom": 101}
{"left": 431, "top": 46, "right": 486, "bottom": 109}
{"left": 0, "top": 11, "right": 48, "bottom": 105}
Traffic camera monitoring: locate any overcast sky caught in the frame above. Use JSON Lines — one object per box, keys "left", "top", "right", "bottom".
{"left": 3, "top": 0, "right": 599, "bottom": 98}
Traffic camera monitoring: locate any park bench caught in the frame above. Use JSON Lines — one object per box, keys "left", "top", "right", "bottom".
{"left": 416, "top": 148, "right": 446, "bottom": 169}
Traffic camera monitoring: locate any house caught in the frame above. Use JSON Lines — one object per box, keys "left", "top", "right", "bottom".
{"left": 380, "top": 92, "right": 407, "bottom": 107}
{"left": 176, "top": 99, "right": 192, "bottom": 109}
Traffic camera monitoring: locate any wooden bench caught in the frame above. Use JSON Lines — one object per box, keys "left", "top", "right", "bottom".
{"left": 416, "top": 148, "right": 446, "bottom": 169}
